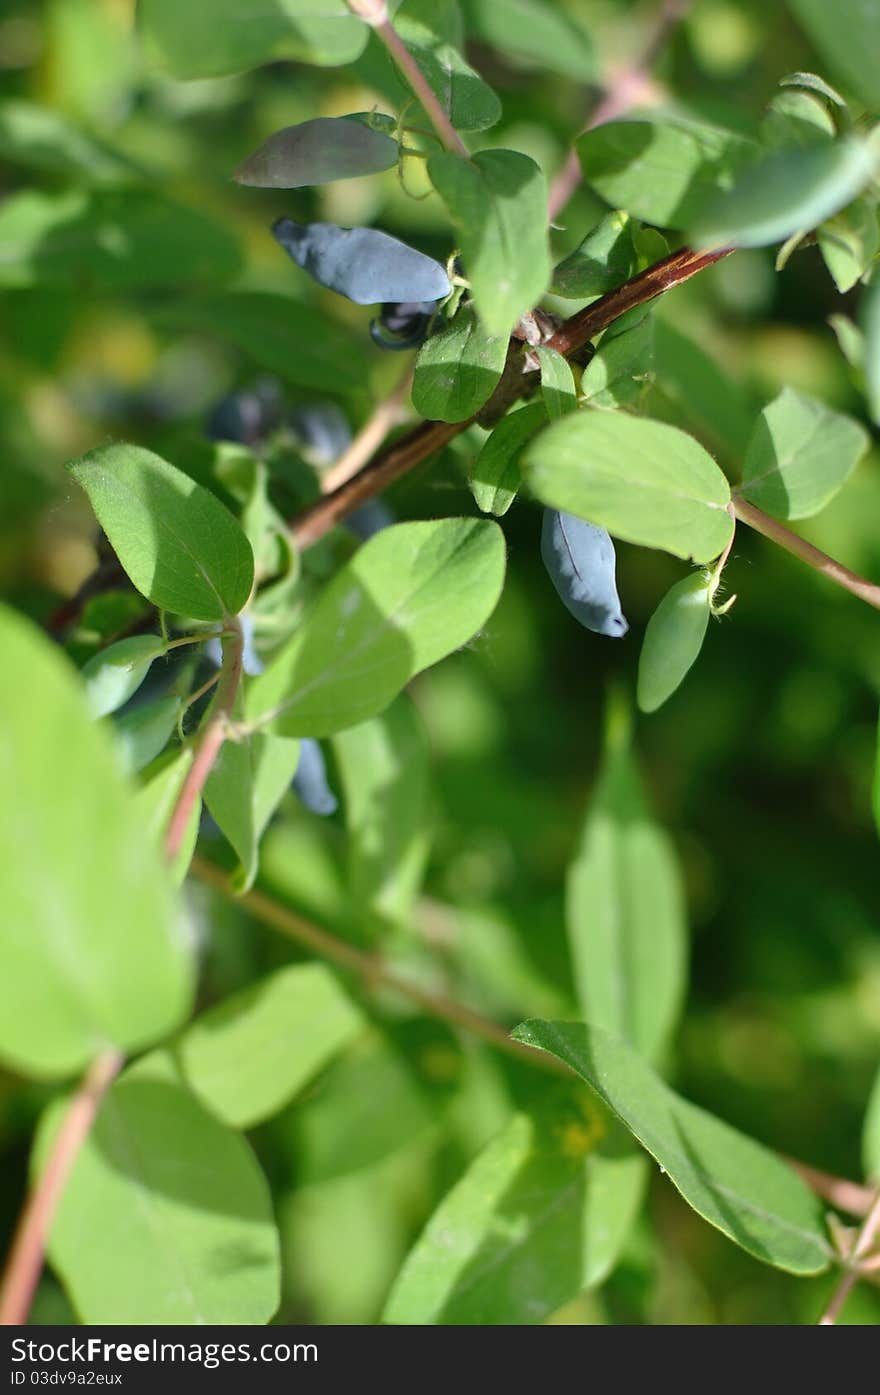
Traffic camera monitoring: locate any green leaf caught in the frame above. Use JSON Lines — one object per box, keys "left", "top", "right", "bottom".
{"left": 651, "top": 321, "right": 755, "bottom": 464}
{"left": 134, "top": 751, "right": 200, "bottom": 886}
{"left": 874, "top": 705, "right": 880, "bottom": 841}
{"left": 580, "top": 313, "right": 655, "bottom": 409}
{"left": 512, "top": 1020, "right": 832, "bottom": 1274}
{"left": 567, "top": 730, "right": 687, "bottom": 1062}
{"left": 204, "top": 729, "right": 301, "bottom": 892}
{"left": 428, "top": 149, "right": 551, "bottom": 336}
{"left": 0, "top": 189, "right": 241, "bottom": 290}
{"left": 234, "top": 116, "right": 398, "bottom": 188}
{"left": 293, "top": 1033, "right": 436, "bottom": 1183}
{"left": 151, "top": 292, "right": 367, "bottom": 396}
{"left": 550, "top": 211, "right": 637, "bottom": 298}
{"left": 523, "top": 412, "right": 734, "bottom": 563}
{"left": 788, "top": 0, "right": 880, "bottom": 109}
{"left": 0, "top": 98, "right": 139, "bottom": 183}
{"left": 535, "top": 347, "right": 577, "bottom": 419}
{"left": 738, "top": 387, "right": 869, "bottom": 519}
{"left": 36, "top": 1052, "right": 280, "bottom": 1323}
{"left": 384, "top": 1098, "right": 646, "bottom": 1323}
{"left": 779, "top": 71, "right": 849, "bottom": 108}
{"left": 352, "top": 3, "right": 500, "bottom": 133}
{"left": 138, "top": 0, "right": 370, "bottom": 78}
{"left": 0, "top": 608, "right": 193, "bottom": 1079}
{"left": 469, "top": 403, "right": 547, "bottom": 517}
{"left": 69, "top": 444, "right": 255, "bottom": 621}
{"left": 412, "top": 307, "right": 508, "bottom": 422}
{"left": 332, "top": 695, "right": 432, "bottom": 929}
{"left": 861, "top": 278, "right": 880, "bottom": 427}
{"left": 818, "top": 199, "right": 880, "bottom": 294}
{"left": 692, "top": 137, "right": 878, "bottom": 251}
{"left": 112, "top": 695, "right": 182, "bottom": 774}
{"left": 760, "top": 89, "right": 836, "bottom": 151}
{"left": 577, "top": 117, "right": 756, "bottom": 229}
{"left": 81, "top": 635, "right": 167, "bottom": 718}
{"left": 461, "top": 0, "right": 597, "bottom": 81}
{"left": 247, "top": 518, "right": 506, "bottom": 737}
{"left": 178, "top": 965, "right": 364, "bottom": 1128}
{"left": 637, "top": 574, "right": 713, "bottom": 713}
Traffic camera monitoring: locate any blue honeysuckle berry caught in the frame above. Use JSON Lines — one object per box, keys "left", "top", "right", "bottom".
{"left": 289, "top": 402, "right": 352, "bottom": 467}
{"left": 541, "top": 508, "right": 628, "bottom": 638}
{"left": 370, "top": 300, "right": 438, "bottom": 350}
{"left": 292, "top": 737, "right": 338, "bottom": 816}
{"left": 272, "top": 218, "right": 451, "bottom": 306}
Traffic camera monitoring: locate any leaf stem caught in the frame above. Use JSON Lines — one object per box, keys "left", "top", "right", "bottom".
{"left": 733, "top": 497, "right": 880, "bottom": 613}
{"left": 819, "top": 1182, "right": 880, "bottom": 1324}
{"left": 346, "top": 0, "right": 469, "bottom": 158}
{"left": 164, "top": 615, "right": 244, "bottom": 863}
{"left": 0, "top": 1048, "right": 123, "bottom": 1325}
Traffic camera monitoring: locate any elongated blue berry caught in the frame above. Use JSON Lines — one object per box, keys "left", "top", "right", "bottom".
{"left": 541, "top": 508, "right": 628, "bottom": 638}
{"left": 293, "top": 738, "right": 338, "bottom": 816}
{"left": 272, "top": 218, "right": 451, "bottom": 306}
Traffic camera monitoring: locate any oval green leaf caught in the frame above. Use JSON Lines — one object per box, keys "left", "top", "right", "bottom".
{"left": 0, "top": 608, "right": 193, "bottom": 1079}
{"left": 178, "top": 965, "right": 364, "bottom": 1128}
{"left": 738, "top": 386, "right": 869, "bottom": 519}
{"left": 235, "top": 116, "right": 397, "bottom": 188}
{"left": 36, "top": 1052, "right": 280, "bottom": 1323}
{"left": 138, "top": 0, "right": 370, "bottom": 77}
{"left": 69, "top": 444, "right": 255, "bottom": 621}
{"left": 412, "top": 307, "right": 508, "bottom": 422}
{"left": 523, "top": 411, "right": 733, "bottom": 563}
{"left": 81, "top": 635, "right": 167, "bottom": 718}
{"left": 470, "top": 402, "right": 547, "bottom": 517}
{"left": 513, "top": 1020, "right": 832, "bottom": 1275}
{"left": 247, "top": 518, "right": 506, "bottom": 737}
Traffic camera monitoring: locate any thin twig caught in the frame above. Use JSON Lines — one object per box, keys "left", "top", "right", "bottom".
{"left": 819, "top": 1183, "right": 880, "bottom": 1324}
{"left": 346, "top": 0, "right": 469, "bottom": 158}
{"left": 164, "top": 616, "right": 244, "bottom": 862}
{"left": 0, "top": 1049, "right": 123, "bottom": 1325}
{"left": 782, "top": 1158, "right": 878, "bottom": 1219}
{"left": 189, "top": 853, "right": 878, "bottom": 1220}
{"left": 290, "top": 246, "right": 733, "bottom": 548}
{"left": 733, "top": 498, "right": 880, "bottom": 613}
{"left": 320, "top": 366, "right": 414, "bottom": 494}
{"left": 548, "top": 0, "right": 694, "bottom": 220}
{"left": 189, "top": 854, "right": 569, "bottom": 1075}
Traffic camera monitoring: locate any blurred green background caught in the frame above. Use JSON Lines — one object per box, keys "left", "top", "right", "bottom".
{"left": 0, "top": 0, "right": 878, "bottom": 1324}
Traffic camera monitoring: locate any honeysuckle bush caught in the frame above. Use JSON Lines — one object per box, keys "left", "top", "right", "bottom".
{"left": 0, "top": 0, "right": 879, "bottom": 1327}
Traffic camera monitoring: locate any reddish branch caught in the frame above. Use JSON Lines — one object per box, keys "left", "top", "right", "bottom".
{"left": 0, "top": 1049, "right": 123, "bottom": 1325}
{"left": 291, "top": 246, "right": 733, "bottom": 549}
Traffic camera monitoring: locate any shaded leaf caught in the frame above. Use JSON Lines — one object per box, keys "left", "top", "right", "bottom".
{"left": 469, "top": 403, "right": 547, "bottom": 517}
{"left": 738, "top": 386, "right": 869, "bottom": 519}
{"left": 204, "top": 727, "right": 301, "bottom": 891}
{"left": 36, "top": 1052, "right": 280, "bottom": 1323}
{"left": 235, "top": 116, "right": 397, "bottom": 187}
{"left": 692, "top": 137, "right": 878, "bottom": 251}
{"left": 535, "top": 347, "right": 577, "bottom": 420}
{"left": 69, "top": 444, "right": 255, "bottom": 621}
{"left": 151, "top": 292, "right": 367, "bottom": 395}
{"left": 0, "top": 609, "right": 192, "bottom": 1079}
{"left": 461, "top": 0, "right": 597, "bottom": 81}
{"left": 81, "top": 635, "right": 167, "bottom": 718}
{"left": 384, "top": 1099, "right": 646, "bottom": 1323}
{"left": 551, "top": 211, "right": 637, "bottom": 298}
{"left": 788, "top": 0, "right": 880, "bottom": 109}
{"left": 577, "top": 117, "right": 756, "bottom": 229}
{"left": 513, "top": 1020, "right": 831, "bottom": 1274}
